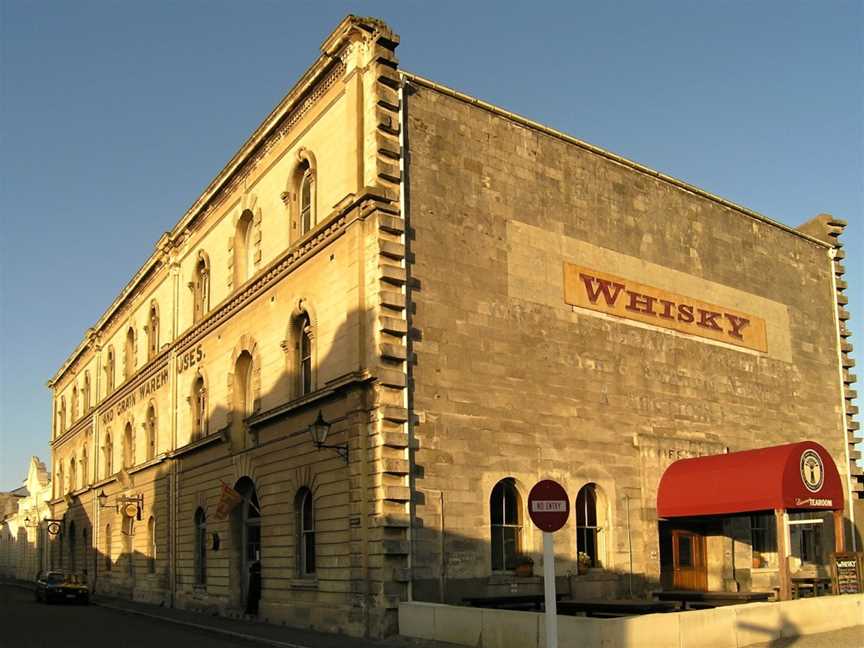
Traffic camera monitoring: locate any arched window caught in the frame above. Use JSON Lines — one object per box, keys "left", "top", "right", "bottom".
{"left": 193, "top": 254, "right": 210, "bottom": 324}
{"left": 68, "top": 521, "right": 77, "bottom": 572}
{"left": 69, "top": 457, "right": 76, "bottom": 493}
{"left": 59, "top": 397, "right": 67, "bottom": 434}
{"left": 294, "top": 158, "right": 316, "bottom": 236}
{"left": 296, "top": 488, "right": 315, "bottom": 577}
{"left": 191, "top": 374, "right": 207, "bottom": 440}
{"left": 296, "top": 313, "right": 314, "bottom": 396}
{"left": 124, "top": 327, "right": 135, "bottom": 380}
{"left": 490, "top": 478, "right": 522, "bottom": 571}
{"left": 234, "top": 210, "right": 254, "bottom": 287}
{"left": 148, "top": 516, "right": 156, "bottom": 574}
{"left": 145, "top": 404, "right": 156, "bottom": 461}
{"left": 123, "top": 422, "right": 134, "bottom": 469}
{"left": 575, "top": 483, "right": 606, "bottom": 569}
{"left": 71, "top": 386, "right": 78, "bottom": 422}
{"left": 57, "top": 464, "right": 65, "bottom": 499}
{"left": 81, "top": 448, "right": 88, "bottom": 487}
{"left": 147, "top": 302, "right": 159, "bottom": 360}
{"left": 194, "top": 508, "right": 206, "bottom": 586}
{"left": 105, "top": 524, "right": 112, "bottom": 571}
{"left": 103, "top": 433, "right": 113, "bottom": 477}
{"left": 105, "top": 347, "right": 116, "bottom": 393}
{"left": 231, "top": 351, "right": 254, "bottom": 449}
{"left": 83, "top": 371, "right": 91, "bottom": 413}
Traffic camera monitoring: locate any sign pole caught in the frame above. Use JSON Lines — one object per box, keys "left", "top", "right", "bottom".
{"left": 543, "top": 531, "right": 558, "bottom": 648}
{"left": 528, "top": 480, "right": 569, "bottom": 648}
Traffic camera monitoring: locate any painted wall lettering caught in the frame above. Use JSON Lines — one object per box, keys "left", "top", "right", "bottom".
{"left": 99, "top": 366, "right": 170, "bottom": 426}
{"left": 177, "top": 345, "right": 204, "bottom": 374}
{"left": 563, "top": 263, "right": 768, "bottom": 352}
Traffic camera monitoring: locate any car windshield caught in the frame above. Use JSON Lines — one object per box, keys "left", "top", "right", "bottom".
{"left": 45, "top": 573, "right": 66, "bottom": 584}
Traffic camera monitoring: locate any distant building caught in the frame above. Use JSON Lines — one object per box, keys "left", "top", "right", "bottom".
{"left": 45, "top": 15, "right": 858, "bottom": 638}
{"left": 0, "top": 457, "right": 52, "bottom": 581}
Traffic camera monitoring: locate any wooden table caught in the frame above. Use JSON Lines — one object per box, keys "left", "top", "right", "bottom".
{"left": 791, "top": 576, "right": 832, "bottom": 598}
{"left": 558, "top": 599, "right": 681, "bottom": 618}
{"left": 654, "top": 590, "right": 772, "bottom": 609}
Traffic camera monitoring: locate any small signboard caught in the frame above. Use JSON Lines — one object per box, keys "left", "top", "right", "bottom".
{"left": 831, "top": 552, "right": 863, "bottom": 595}
{"left": 528, "top": 480, "right": 570, "bottom": 533}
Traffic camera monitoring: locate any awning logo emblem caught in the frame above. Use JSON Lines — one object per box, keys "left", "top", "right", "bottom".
{"left": 800, "top": 449, "right": 824, "bottom": 493}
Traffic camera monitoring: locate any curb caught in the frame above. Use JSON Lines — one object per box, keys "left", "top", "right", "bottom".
{"left": 93, "top": 600, "right": 315, "bottom": 648}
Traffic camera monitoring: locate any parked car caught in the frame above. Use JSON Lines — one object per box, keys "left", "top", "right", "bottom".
{"left": 34, "top": 571, "right": 89, "bottom": 604}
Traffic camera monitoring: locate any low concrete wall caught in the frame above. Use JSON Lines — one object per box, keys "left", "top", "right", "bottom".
{"left": 399, "top": 594, "right": 864, "bottom": 648}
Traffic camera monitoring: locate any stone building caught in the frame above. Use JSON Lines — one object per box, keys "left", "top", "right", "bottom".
{"left": 45, "top": 15, "right": 859, "bottom": 638}
{"left": 0, "top": 457, "right": 52, "bottom": 582}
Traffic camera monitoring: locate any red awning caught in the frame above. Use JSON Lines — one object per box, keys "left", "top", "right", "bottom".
{"left": 657, "top": 441, "right": 844, "bottom": 518}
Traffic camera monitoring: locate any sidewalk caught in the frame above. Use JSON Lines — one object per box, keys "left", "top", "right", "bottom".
{"left": 91, "top": 593, "right": 458, "bottom": 648}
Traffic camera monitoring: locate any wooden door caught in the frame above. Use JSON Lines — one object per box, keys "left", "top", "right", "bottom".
{"left": 672, "top": 530, "right": 707, "bottom": 590}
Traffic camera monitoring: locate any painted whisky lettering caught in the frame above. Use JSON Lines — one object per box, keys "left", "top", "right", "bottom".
{"left": 625, "top": 291, "right": 657, "bottom": 316}
{"left": 580, "top": 273, "right": 625, "bottom": 307}
{"left": 658, "top": 299, "right": 676, "bottom": 320}
{"left": 724, "top": 313, "right": 750, "bottom": 340}
{"left": 697, "top": 309, "right": 723, "bottom": 332}
{"left": 677, "top": 304, "right": 695, "bottom": 323}
{"left": 564, "top": 262, "right": 767, "bottom": 353}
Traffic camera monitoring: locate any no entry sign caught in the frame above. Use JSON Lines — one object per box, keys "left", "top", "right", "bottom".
{"left": 528, "top": 479, "right": 570, "bottom": 532}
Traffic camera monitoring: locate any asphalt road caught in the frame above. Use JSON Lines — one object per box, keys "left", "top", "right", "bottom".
{"left": 2, "top": 584, "right": 861, "bottom": 648}
{"left": 0, "top": 585, "right": 264, "bottom": 648}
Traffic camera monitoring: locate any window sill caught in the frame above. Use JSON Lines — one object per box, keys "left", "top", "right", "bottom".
{"left": 290, "top": 578, "right": 318, "bottom": 590}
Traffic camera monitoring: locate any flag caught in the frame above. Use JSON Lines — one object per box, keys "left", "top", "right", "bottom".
{"left": 215, "top": 481, "right": 243, "bottom": 520}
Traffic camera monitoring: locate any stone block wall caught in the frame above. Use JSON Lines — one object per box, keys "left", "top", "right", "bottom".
{"left": 403, "top": 78, "right": 849, "bottom": 601}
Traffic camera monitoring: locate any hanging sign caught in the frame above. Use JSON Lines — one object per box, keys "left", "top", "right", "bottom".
{"left": 215, "top": 481, "right": 243, "bottom": 520}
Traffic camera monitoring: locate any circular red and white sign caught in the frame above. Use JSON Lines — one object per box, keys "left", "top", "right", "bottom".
{"left": 528, "top": 479, "right": 570, "bottom": 532}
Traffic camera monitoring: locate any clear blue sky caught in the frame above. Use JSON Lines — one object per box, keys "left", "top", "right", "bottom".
{"left": 1, "top": 2, "right": 861, "bottom": 490}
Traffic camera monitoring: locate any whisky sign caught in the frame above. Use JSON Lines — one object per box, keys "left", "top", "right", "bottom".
{"left": 564, "top": 264, "right": 768, "bottom": 352}
{"left": 831, "top": 552, "right": 863, "bottom": 595}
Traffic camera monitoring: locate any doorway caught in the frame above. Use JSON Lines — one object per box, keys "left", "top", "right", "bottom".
{"left": 670, "top": 529, "right": 707, "bottom": 590}
{"left": 231, "top": 477, "right": 262, "bottom": 615}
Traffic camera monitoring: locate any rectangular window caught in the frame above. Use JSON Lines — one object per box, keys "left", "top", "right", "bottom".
{"left": 799, "top": 524, "right": 822, "bottom": 564}
{"left": 751, "top": 514, "right": 778, "bottom": 569}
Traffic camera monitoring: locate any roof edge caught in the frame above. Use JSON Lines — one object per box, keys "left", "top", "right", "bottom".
{"left": 401, "top": 71, "right": 831, "bottom": 250}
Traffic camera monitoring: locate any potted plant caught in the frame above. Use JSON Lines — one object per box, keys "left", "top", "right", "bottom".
{"left": 513, "top": 555, "right": 534, "bottom": 577}
{"left": 577, "top": 552, "right": 592, "bottom": 575}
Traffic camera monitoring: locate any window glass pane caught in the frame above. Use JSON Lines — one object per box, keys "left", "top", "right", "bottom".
{"left": 491, "top": 528, "right": 503, "bottom": 571}
{"left": 302, "top": 492, "right": 312, "bottom": 530}
{"left": 502, "top": 527, "right": 519, "bottom": 570}
{"left": 490, "top": 484, "right": 503, "bottom": 525}
{"left": 503, "top": 485, "right": 518, "bottom": 525}
{"left": 678, "top": 536, "right": 693, "bottom": 567}
{"left": 304, "top": 532, "right": 315, "bottom": 574}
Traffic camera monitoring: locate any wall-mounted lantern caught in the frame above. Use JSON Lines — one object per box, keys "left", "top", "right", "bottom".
{"left": 308, "top": 410, "right": 348, "bottom": 462}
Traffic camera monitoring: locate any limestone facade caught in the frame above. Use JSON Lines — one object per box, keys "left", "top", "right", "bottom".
{"left": 0, "top": 457, "right": 52, "bottom": 582}
{"left": 44, "top": 15, "right": 858, "bottom": 638}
